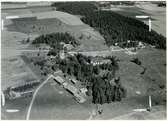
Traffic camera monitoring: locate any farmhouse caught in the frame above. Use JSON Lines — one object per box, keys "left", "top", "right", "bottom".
{"left": 4, "top": 80, "right": 40, "bottom": 100}
{"left": 63, "top": 83, "right": 78, "bottom": 94}
{"left": 138, "top": 41, "right": 146, "bottom": 48}
{"left": 53, "top": 76, "right": 66, "bottom": 84}
{"left": 8, "top": 90, "right": 34, "bottom": 100}
{"left": 91, "top": 57, "right": 111, "bottom": 66}
{"left": 63, "top": 44, "right": 74, "bottom": 51}
{"left": 63, "top": 82, "right": 86, "bottom": 103}
{"left": 65, "top": 75, "right": 78, "bottom": 84}
{"left": 59, "top": 50, "right": 65, "bottom": 59}
{"left": 60, "top": 42, "right": 74, "bottom": 51}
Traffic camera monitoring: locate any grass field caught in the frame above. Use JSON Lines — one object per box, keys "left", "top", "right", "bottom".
{"left": 25, "top": 78, "right": 94, "bottom": 120}
{"left": 1, "top": 28, "right": 39, "bottom": 90}
{"left": 110, "top": 6, "right": 147, "bottom": 17}
{"left": 1, "top": 97, "right": 32, "bottom": 120}
{"left": 113, "top": 47, "right": 166, "bottom": 100}
{"left": 106, "top": 2, "right": 166, "bottom": 37}
{"left": 1, "top": 56, "right": 38, "bottom": 91}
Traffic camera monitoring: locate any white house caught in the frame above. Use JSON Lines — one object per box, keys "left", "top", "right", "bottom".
{"left": 91, "top": 57, "right": 110, "bottom": 66}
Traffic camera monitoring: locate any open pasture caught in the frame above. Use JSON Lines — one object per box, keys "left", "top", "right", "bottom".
{"left": 1, "top": 57, "right": 38, "bottom": 91}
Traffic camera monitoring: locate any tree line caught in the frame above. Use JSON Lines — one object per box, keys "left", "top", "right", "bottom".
{"left": 32, "top": 32, "right": 79, "bottom": 47}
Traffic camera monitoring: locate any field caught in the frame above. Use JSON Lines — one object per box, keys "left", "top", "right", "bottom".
{"left": 3, "top": 7, "right": 107, "bottom": 51}
{"left": 104, "top": 2, "right": 166, "bottom": 37}
{"left": 1, "top": 6, "right": 42, "bottom": 119}
{"left": 1, "top": 57, "right": 38, "bottom": 90}
{"left": 28, "top": 80, "right": 92, "bottom": 120}
{"left": 136, "top": 3, "right": 166, "bottom": 37}
{"left": 1, "top": 28, "right": 39, "bottom": 90}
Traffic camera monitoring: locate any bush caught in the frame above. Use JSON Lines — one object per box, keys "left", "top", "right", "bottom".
{"left": 131, "top": 57, "right": 142, "bottom": 65}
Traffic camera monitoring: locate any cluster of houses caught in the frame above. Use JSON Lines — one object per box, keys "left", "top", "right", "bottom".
{"left": 114, "top": 40, "right": 146, "bottom": 49}
{"left": 90, "top": 57, "right": 111, "bottom": 66}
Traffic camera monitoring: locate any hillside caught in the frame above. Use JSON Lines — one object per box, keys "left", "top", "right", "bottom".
{"left": 52, "top": 2, "right": 166, "bottom": 49}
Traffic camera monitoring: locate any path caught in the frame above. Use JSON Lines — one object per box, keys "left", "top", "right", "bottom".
{"left": 19, "top": 49, "right": 49, "bottom": 52}
{"left": 26, "top": 75, "right": 54, "bottom": 120}
{"left": 68, "top": 48, "right": 125, "bottom": 56}
{"left": 26, "top": 73, "right": 67, "bottom": 120}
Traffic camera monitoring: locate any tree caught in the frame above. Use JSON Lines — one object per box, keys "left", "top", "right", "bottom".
{"left": 79, "top": 34, "right": 84, "bottom": 40}
{"left": 47, "top": 49, "right": 59, "bottom": 56}
{"left": 105, "top": 81, "right": 114, "bottom": 103}
{"left": 93, "top": 65, "right": 100, "bottom": 75}
{"left": 109, "top": 56, "right": 119, "bottom": 77}
{"left": 32, "top": 32, "right": 79, "bottom": 56}
{"left": 92, "top": 77, "right": 107, "bottom": 104}
{"left": 26, "top": 38, "right": 30, "bottom": 43}
{"left": 113, "top": 77, "right": 127, "bottom": 101}
{"left": 92, "top": 76, "right": 126, "bottom": 105}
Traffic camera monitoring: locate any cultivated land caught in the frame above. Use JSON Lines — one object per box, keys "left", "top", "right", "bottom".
{"left": 1, "top": 2, "right": 166, "bottom": 120}
{"left": 103, "top": 2, "right": 166, "bottom": 37}
{"left": 136, "top": 3, "right": 166, "bottom": 37}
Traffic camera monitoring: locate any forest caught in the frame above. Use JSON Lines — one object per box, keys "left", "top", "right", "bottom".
{"left": 55, "top": 54, "right": 119, "bottom": 83}
{"left": 32, "top": 32, "right": 78, "bottom": 47}
{"left": 54, "top": 54, "right": 126, "bottom": 103}
{"left": 32, "top": 32, "right": 79, "bottom": 56}
{"left": 52, "top": 2, "right": 166, "bottom": 49}
{"left": 51, "top": 2, "right": 97, "bottom": 16}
